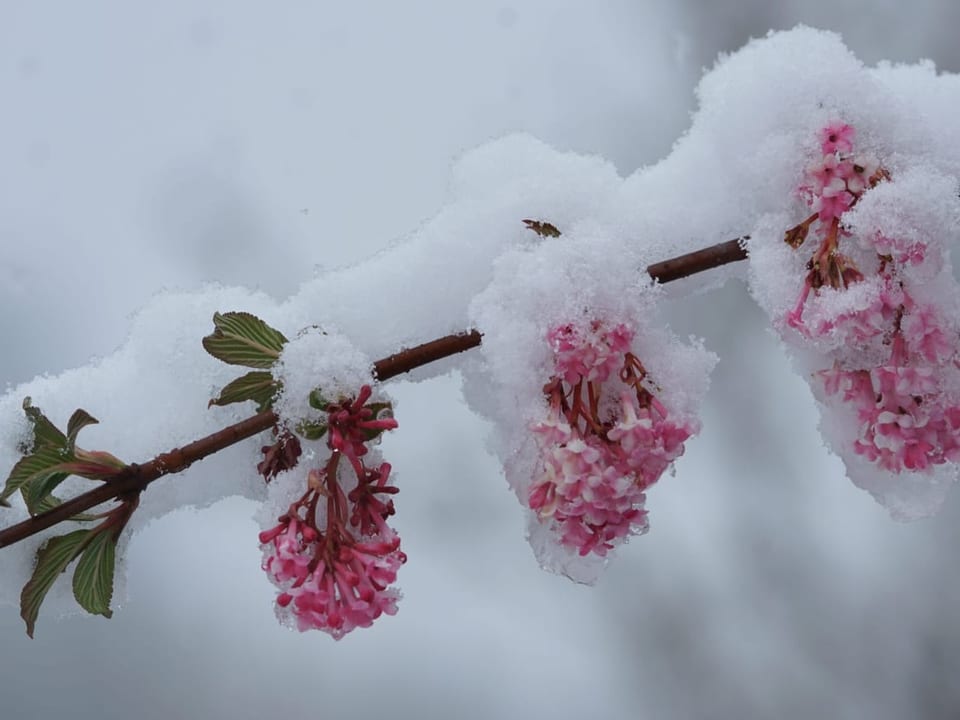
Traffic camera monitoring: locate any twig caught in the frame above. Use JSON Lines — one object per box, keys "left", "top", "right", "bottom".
{"left": 647, "top": 237, "right": 747, "bottom": 283}
{"left": 0, "top": 236, "right": 748, "bottom": 549}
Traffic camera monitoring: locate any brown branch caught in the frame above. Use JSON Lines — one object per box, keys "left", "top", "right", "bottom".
{"left": 647, "top": 237, "right": 748, "bottom": 283}
{"left": 0, "top": 333, "right": 485, "bottom": 549}
{"left": 0, "top": 236, "right": 748, "bottom": 549}
{"left": 373, "top": 331, "right": 482, "bottom": 379}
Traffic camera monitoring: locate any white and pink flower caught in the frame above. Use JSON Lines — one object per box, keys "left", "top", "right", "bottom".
{"left": 785, "top": 123, "right": 960, "bottom": 477}
{"left": 528, "top": 320, "right": 698, "bottom": 558}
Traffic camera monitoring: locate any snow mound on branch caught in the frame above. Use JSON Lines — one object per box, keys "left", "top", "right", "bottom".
{"left": 739, "top": 32, "right": 960, "bottom": 518}
{"left": 0, "top": 137, "right": 626, "bottom": 612}
{"left": 3, "top": 26, "right": 960, "bottom": 613}
{"left": 274, "top": 327, "right": 373, "bottom": 430}
{"left": 464, "top": 230, "right": 716, "bottom": 581}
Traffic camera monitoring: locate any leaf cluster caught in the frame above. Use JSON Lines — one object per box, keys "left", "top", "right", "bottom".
{"left": 1, "top": 400, "right": 122, "bottom": 516}
{"left": 204, "top": 312, "right": 288, "bottom": 412}
{"left": 1, "top": 400, "right": 128, "bottom": 637}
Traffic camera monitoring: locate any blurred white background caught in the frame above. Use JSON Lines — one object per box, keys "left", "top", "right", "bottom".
{"left": 2, "top": 2, "right": 960, "bottom": 718}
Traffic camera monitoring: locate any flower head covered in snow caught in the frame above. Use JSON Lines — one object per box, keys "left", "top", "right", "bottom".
{"left": 784, "top": 123, "right": 960, "bottom": 474}
{"left": 785, "top": 122, "right": 890, "bottom": 327}
{"left": 259, "top": 385, "right": 404, "bottom": 639}
{"left": 528, "top": 320, "right": 698, "bottom": 558}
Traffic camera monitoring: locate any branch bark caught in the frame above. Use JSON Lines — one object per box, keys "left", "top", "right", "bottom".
{"left": 0, "top": 236, "right": 748, "bottom": 549}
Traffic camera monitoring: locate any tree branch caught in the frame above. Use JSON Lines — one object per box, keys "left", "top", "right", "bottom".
{"left": 647, "top": 237, "right": 747, "bottom": 283}
{"left": 0, "top": 236, "right": 748, "bottom": 549}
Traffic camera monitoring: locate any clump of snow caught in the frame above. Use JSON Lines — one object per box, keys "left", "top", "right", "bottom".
{"left": 273, "top": 326, "right": 373, "bottom": 431}
{"left": 845, "top": 168, "right": 960, "bottom": 278}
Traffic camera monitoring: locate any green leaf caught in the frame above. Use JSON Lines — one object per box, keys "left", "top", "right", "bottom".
{"left": 21, "top": 530, "right": 90, "bottom": 638}
{"left": 366, "top": 402, "right": 393, "bottom": 418}
{"left": 1, "top": 445, "right": 70, "bottom": 508}
{"left": 72, "top": 530, "right": 116, "bottom": 619}
{"left": 4, "top": 400, "right": 74, "bottom": 506}
{"left": 22, "top": 460, "right": 97, "bottom": 515}
{"left": 31, "top": 493, "right": 97, "bottom": 522}
{"left": 308, "top": 388, "right": 330, "bottom": 411}
{"left": 20, "top": 398, "right": 66, "bottom": 453}
{"left": 23, "top": 457, "right": 125, "bottom": 514}
{"left": 2, "top": 401, "right": 122, "bottom": 513}
{"left": 23, "top": 470, "right": 72, "bottom": 515}
{"left": 202, "top": 312, "right": 288, "bottom": 368}
{"left": 209, "top": 370, "right": 280, "bottom": 412}
{"left": 295, "top": 419, "right": 328, "bottom": 441}
{"left": 65, "top": 409, "right": 99, "bottom": 452}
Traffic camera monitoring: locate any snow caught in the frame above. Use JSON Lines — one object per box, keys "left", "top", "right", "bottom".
{"left": 2, "top": 25, "right": 960, "bottom": 626}
{"left": 274, "top": 327, "right": 373, "bottom": 429}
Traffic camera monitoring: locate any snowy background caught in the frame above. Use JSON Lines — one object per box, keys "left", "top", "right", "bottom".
{"left": 3, "top": 2, "right": 960, "bottom": 718}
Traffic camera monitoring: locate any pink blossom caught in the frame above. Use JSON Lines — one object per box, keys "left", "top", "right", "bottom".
{"left": 548, "top": 321, "right": 633, "bottom": 384}
{"left": 807, "top": 153, "right": 840, "bottom": 191}
{"left": 808, "top": 276, "right": 902, "bottom": 346}
{"left": 870, "top": 232, "right": 927, "bottom": 265}
{"left": 261, "top": 515, "right": 405, "bottom": 638}
{"left": 529, "top": 320, "right": 698, "bottom": 557}
{"left": 813, "top": 186, "right": 854, "bottom": 222}
{"left": 348, "top": 462, "right": 399, "bottom": 536}
{"left": 789, "top": 123, "right": 960, "bottom": 476}
{"left": 901, "top": 304, "right": 952, "bottom": 363}
{"left": 819, "top": 122, "right": 855, "bottom": 155}
{"left": 260, "top": 385, "right": 405, "bottom": 638}
{"left": 821, "top": 363, "right": 960, "bottom": 473}
{"left": 846, "top": 154, "right": 879, "bottom": 194}
{"left": 326, "top": 384, "right": 398, "bottom": 459}
{"left": 530, "top": 403, "right": 574, "bottom": 447}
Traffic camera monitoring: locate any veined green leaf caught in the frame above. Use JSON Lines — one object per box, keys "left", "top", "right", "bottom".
{"left": 202, "top": 312, "right": 288, "bottom": 368}
{"left": 296, "top": 419, "right": 328, "bottom": 441}
{"left": 1, "top": 445, "right": 69, "bottom": 507}
{"left": 366, "top": 402, "right": 393, "bottom": 418}
{"left": 209, "top": 370, "right": 279, "bottom": 412}
{"left": 2, "top": 401, "right": 123, "bottom": 514}
{"left": 22, "top": 460, "right": 89, "bottom": 515}
{"left": 308, "top": 388, "right": 330, "bottom": 411}
{"left": 20, "top": 398, "right": 66, "bottom": 452}
{"left": 72, "top": 530, "right": 116, "bottom": 619}
{"left": 32, "top": 493, "right": 97, "bottom": 522}
{"left": 21, "top": 530, "right": 90, "bottom": 638}
{"left": 22, "top": 458, "right": 123, "bottom": 515}
{"left": 65, "top": 409, "right": 99, "bottom": 452}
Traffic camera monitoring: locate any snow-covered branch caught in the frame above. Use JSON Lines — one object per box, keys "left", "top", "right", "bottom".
{"left": 0, "top": 236, "right": 748, "bottom": 551}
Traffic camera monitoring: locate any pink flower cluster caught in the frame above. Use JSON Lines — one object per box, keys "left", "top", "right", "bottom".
{"left": 785, "top": 123, "right": 960, "bottom": 474}
{"left": 822, "top": 360, "right": 960, "bottom": 472}
{"left": 259, "top": 385, "right": 404, "bottom": 638}
{"left": 805, "top": 123, "right": 880, "bottom": 223}
{"left": 818, "top": 289, "right": 960, "bottom": 472}
{"left": 528, "top": 320, "right": 697, "bottom": 557}
{"left": 786, "top": 123, "right": 890, "bottom": 329}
